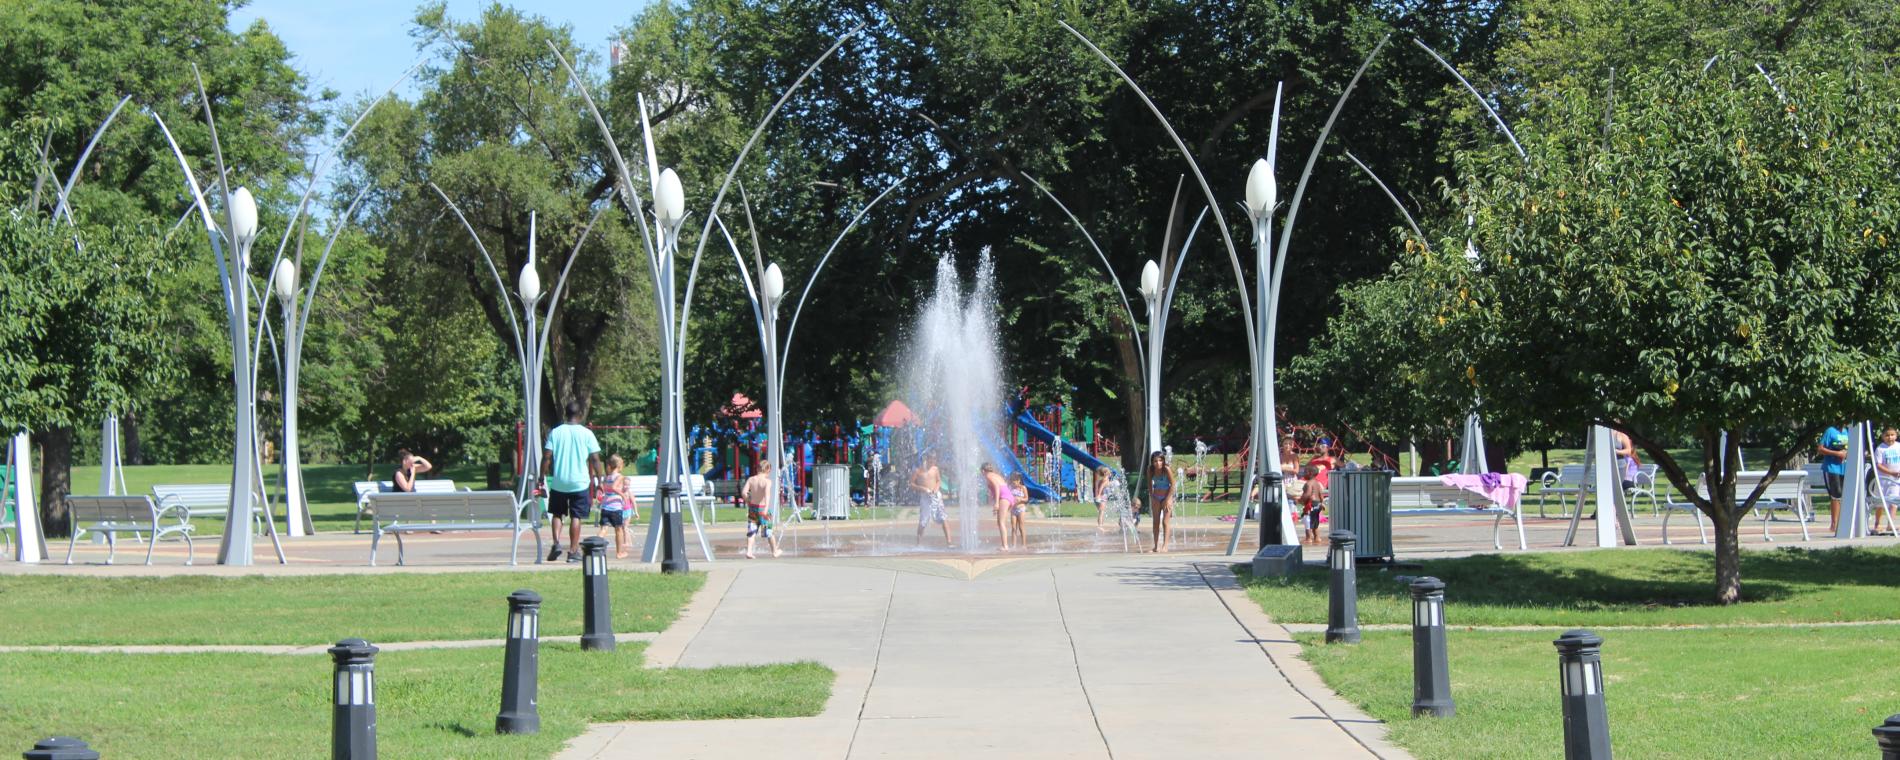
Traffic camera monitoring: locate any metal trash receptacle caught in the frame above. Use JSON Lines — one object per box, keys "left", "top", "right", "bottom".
{"left": 1330, "top": 469, "right": 1394, "bottom": 561}
{"left": 813, "top": 464, "right": 851, "bottom": 519}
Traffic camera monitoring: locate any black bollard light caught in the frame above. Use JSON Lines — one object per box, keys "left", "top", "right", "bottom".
{"left": 658, "top": 482, "right": 689, "bottom": 574}
{"left": 1554, "top": 630, "right": 1612, "bottom": 760}
{"left": 328, "top": 638, "right": 378, "bottom": 760}
{"left": 22, "top": 737, "right": 99, "bottom": 760}
{"left": 496, "top": 590, "right": 542, "bottom": 735}
{"left": 1324, "top": 530, "right": 1361, "bottom": 644}
{"left": 1257, "top": 472, "right": 1285, "bottom": 547}
{"left": 579, "top": 537, "right": 614, "bottom": 652}
{"left": 1409, "top": 577, "right": 1454, "bottom": 717}
{"left": 1875, "top": 714, "right": 1900, "bottom": 759}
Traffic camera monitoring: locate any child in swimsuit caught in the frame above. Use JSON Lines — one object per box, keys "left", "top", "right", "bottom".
{"left": 1008, "top": 473, "right": 1029, "bottom": 549}
{"left": 982, "top": 463, "right": 1014, "bottom": 551}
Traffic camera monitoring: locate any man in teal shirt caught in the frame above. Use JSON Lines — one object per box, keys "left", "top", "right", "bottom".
{"left": 542, "top": 402, "right": 603, "bottom": 562}
{"left": 1818, "top": 424, "right": 1850, "bottom": 533}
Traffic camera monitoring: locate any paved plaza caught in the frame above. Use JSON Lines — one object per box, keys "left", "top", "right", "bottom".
{"left": 559, "top": 555, "right": 1405, "bottom": 760}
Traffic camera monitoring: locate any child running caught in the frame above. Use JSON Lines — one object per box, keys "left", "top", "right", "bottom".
{"left": 982, "top": 463, "right": 1014, "bottom": 551}
{"left": 1008, "top": 473, "right": 1029, "bottom": 549}
{"left": 593, "top": 455, "right": 636, "bottom": 558}
{"left": 1296, "top": 464, "right": 1326, "bottom": 545}
{"left": 741, "top": 460, "right": 783, "bottom": 559}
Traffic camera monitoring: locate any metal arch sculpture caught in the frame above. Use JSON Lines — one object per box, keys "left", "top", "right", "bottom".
{"left": 145, "top": 65, "right": 286, "bottom": 565}
{"left": 547, "top": 26, "right": 864, "bottom": 565}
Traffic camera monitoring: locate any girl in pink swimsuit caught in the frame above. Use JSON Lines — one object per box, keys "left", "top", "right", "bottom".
{"left": 982, "top": 463, "right": 1015, "bottom": 551}
{"left": 1008, "top": 473, "right": 1029, "bottom": 548}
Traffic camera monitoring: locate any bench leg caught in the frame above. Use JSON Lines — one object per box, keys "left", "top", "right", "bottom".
{"left": 509, "top": 526, "right": 520, "bottom": 566}
{"left": 65, "top": 530, "right": 78, "bottom": 565}
{"left": 369, "top": 530, "right": 381, "bottom": 566}
{"left": 394, "top": 531, "right": 406, "bottom": 566}
{"left": 183, "top": 532, "right": 194, "bottom": 565}
{"left": 104, "top": 532, "right": 116, "bottom": 565}
{"left": 1491, "top": 512, "right": 1504, "bottom": 550}
{"left": 533, "top": 525, "right": 544, "bottom": 565}
{"left": 1761, "top": 508, "right": 1774, "bottom": 543}
{"left": 145, "top": 529, "right": 157, "bottom": 565}
{"left": 1662, "top": 509, "right": 1675, "bottom": 545}
{"left": 1797, "top": 503, "right": 1811, "bottom": 541}
{"left": 1694, "top": 509, "right": 1708, "bottom": 544}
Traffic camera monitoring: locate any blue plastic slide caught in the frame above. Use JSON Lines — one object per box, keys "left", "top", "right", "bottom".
{"left": 1010, "top": 404, "right": 1110, "bottom": 474}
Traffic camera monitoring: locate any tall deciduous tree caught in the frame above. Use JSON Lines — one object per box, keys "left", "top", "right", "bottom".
{"left": 1307, "top": 60, "right": 1900, "bottom": 603}
{"left": 0, "top": 122, "right": 186, "bottom": 534}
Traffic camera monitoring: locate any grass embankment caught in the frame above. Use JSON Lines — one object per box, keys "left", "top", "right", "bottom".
{"left": 0, "top": 571, "right": 702, "bottom": 645}
{"left": 1245, "top": 545, "right": 1900, "bottom": 626}
{"left": 0, "top": 570, "right": 833, "bottom": 759}
{"left": 1, "top": 643, "right": 832, "bottom": 759}
{"left": 1298, "top": 627, "right": 1897, "bottom": 759}
{"left": 1241, "top": 546, "right": 1900, "bottom": 759}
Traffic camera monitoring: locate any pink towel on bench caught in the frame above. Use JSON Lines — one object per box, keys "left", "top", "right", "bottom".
{"left": 1439, "top": 473, "right": 1528, "bottom": 510}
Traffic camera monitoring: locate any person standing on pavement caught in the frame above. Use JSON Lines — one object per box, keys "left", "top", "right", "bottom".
{"left": 1818, "top": 423, "right": 1851, "bottom": 533}
{"left": 741, "top": 459, "right": 783, "bottom": 559}
{"left": 542, "top": 402, "right": 603, "bottom": 562}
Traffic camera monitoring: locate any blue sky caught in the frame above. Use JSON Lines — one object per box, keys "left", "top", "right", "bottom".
{"left": 229, "top": 1, "right": 653, "bottom": 101}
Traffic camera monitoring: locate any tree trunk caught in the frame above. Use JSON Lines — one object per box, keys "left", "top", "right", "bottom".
{"left": 1712, "top": 511, "right": 1742, "bottom": 604}
{"left": 34, "top": 426, "right": 73, "bottom": 538}
{"left": 123, "top": 411, "right": 143, "bottom": 465}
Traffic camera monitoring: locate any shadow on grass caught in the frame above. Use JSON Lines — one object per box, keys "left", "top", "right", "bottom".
{"left": 1242, "top": 545, "right": 1900, "bottom": 613}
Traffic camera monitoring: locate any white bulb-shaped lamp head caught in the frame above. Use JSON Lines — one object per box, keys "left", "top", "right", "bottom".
{"left": 1139, "top": 259, "right": 1161, "bottom": 301}
{"left": 272, "top": 259, "right": 297, "bottom": 302}
{"left": 518, "top": 262, "right": 541, "bottom": 303}
{"left": 763, "top": 262, "right": 785, "bottom": 306}
{"left": 1245, "top": 158, "right": 1276, "bottom": 220}
{"left": 230, "top": 186, "right": 259, "bottom": 245}
{"left": 655, "top": 168, "right": 686, "bottom": 230}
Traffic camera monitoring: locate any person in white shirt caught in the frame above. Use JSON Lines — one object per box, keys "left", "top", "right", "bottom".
{"left": 1873, "top": 428, "right": 1900, "bottom": 535}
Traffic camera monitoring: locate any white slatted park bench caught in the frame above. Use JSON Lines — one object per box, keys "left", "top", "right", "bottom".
{"left": 1662, "top": 469, "right": 1811, "bottom": 545}
{"left": 152, "top": 483, "right": 267, "bottom": 533}
{"left": 1390, "top": 476, "right": 1528, "bottom": 550}
{"left": 365, "top": 490, "right": 538, "bottom": 566}
{"left": 351, "top": 479, "right": 460, "bottom": 533}
{"left": 1536, "top": 465, "right": 1586, "bottom": 518}
{"left": 64, "top": 495, "right": 195, "bottom": 565}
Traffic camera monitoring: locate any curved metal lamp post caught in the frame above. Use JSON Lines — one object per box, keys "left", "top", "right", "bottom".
{"left": 1137, "top": 260, "right": 1164, "bottom": 455}
{"left": 719, "top": 177, "right": 906, "bottom": 532}
{"left": 147, "top": 68, "right": 287, "bottom": 564}
{"left": 429, "top": 186, "right": 613, "bottom": 540}
{"left": 547, "top": 25, "right": 861, "bottom": 565}
{"left": 1059, "top": 22, "right": 1388, "bottom": 554}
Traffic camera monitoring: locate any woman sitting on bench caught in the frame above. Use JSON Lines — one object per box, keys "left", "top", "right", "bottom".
{"left": 393, "top": 449, "right": 434, "bottom": 492}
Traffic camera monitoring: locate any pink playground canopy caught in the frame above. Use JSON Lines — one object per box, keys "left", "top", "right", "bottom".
{"left": 722, "top": 393, "right": 763, "bottom": 419}
{"left": 874, "top": 399, "right": 914, "bottom": 427}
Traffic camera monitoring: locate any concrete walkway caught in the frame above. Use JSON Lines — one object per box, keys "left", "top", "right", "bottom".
{"left": 559, "top": 555, "right": 1407, "bottom": 760}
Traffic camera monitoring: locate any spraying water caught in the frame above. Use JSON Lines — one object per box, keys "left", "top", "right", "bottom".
{"left": 902, "top": 249, "right": 1005, "bottom": 551}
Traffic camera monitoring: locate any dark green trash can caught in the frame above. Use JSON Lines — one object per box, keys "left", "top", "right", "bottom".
{"left": 1330, "top": 469, "right": 1393, "bottom": 561}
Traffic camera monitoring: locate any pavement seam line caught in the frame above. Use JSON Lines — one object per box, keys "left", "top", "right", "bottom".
{"left": 844, "top": 569, "right": 898, "bottom": 760}
{"left": 1049, "top": 567, "right": 1116, "bottom": 760}
{"left": 1193, "top": 562, "right": 1394, "bottom": 760}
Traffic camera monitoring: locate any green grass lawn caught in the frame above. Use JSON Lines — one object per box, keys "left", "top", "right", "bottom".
{"left": 1244, "top": 545, "right": 1900, "bottom": 626}
{"left": 1298, "top": 626, "right": 1900, "bottom": 759}
{"left": 0, "top": 642, "right": 832, "bottom": 760}
{"left": 0, "top": 571, "right": 702, "bottom": 645}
